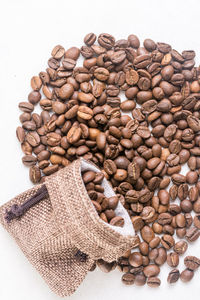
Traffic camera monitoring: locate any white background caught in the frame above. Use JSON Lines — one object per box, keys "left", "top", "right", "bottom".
{"left": 0, "top": 0, "right": 200, "bottom": 299}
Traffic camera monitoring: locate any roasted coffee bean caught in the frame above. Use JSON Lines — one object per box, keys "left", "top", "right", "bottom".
{"left": 19, "top": 102, "right": 34, "bottom": 113}
{"left": 110, "top": 216, "right": 124, "bottom": 227}
{"left": 161, "top": 234, "right": 174, "bottom": 249}
{"left": 128, "top": 162, "right": 140, "bottom": 181}
{"left": 121, "top": 273, "right": 135, "bottom": 285}
{"left": 131, "top": 216, "right": 144, "bottom": 232}
{"left": 104, "top": 160, "right": 117, "bottom": 175}
{"left": 144, "top": 265, "right": 160, "bottom": 277}
{"left": 141, "top": 226, "right": 155, "bottom": 243}
{"left": 167, "top": 252, "right": 179, "bottom": 267}
{"left": 180, "top": 269, "right": 194, "bottom": 282}
{"left": 129, "top": 252, "right": 143, "bottom": 267}
{"left": 184, "top": 256, "right": 200, "bottom": 271}
{"left": 22, "top": 155, "right": 37, "bottom": 166}
{"left": 167, "top": 269, "right": 180, "bottom": 284}
{"left": 147, "top": 277, "right": 161, "bottom": 288}
{"left": 173, "top": 240, "right": 188, "bottom": 255}
{"left": 186, "top": 227, "right": 200, "bottom": 242}
{"left": 29, "top": 165, "right": 41, "bottom": 183}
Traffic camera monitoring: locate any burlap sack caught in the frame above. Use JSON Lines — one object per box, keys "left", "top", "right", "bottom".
{"left": 0, "top": 158, "right": 139, "bottom": 297}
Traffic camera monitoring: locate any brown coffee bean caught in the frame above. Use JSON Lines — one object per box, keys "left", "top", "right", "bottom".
{"left": 186, "top": 171, "right": 198, "bottom": 184}
{"left": 184, "top": 256, "right": 200, "bottom": 271}
{"left": 167, "top": 252, "right": 179, "bottom": 267}
{"left": 82, "top": 171, "right": 96, "bottom": 184}
{"left": 144, "top": 264, "right": 160, "bottom": 277}
{"left": 16, "top": 126, "right": 25, "bottom": 143}
{"left": 51, "top": 45, "right": 65, "bottom": 60}
{"left": 121, "top": 273, "right": 135, "bottom": 285}
{"left": 96, "top": 132, "right": 106, "bottom": 150}
{"left": 186, "top": 227, "right": 200, "bottom": 242}
{"left": 52, "top": 101, "right": 67, "bottom": 114}
{"left": 180, "top": 269, "right": 194, "bottom": 282}
{"left": 131, "top": 216, "right": 144, "bottom": 232}
{"left": 107, "top": 196, "right": 119, "bottom": 210}
{"left": 58, "top": 83, "right": 74, "bottom": 99}
{"left": 157, "top": 213, "right": 172, "bottom": 225}
{"left": 161, "top": 234, "right": 174, "bottom": 249}
{"left": 110, "top": 216, "right": 124, "bottom": 227}
{"left": 103, "top": 160, "right": 117, "bottom": 175}
{"left": 94, "top": 67, "right": 109, "bottom": 81}
{"left": 129, "top": 252, "right": 143, "bottom": 267}
{"left": 141, "top": 225, "right": 155, "bottom": 243}
{"left": 128, "top": 162, "right": 140, "bottom": 181}
{"left": 19, "top": 102, "right": 34, "bottom": 113}
{"left": 167, "top": 269, "right": 180, "bottom": 284}
{"left": 29, "top": 165, "right": 41, "bottom": 183}
{"left": 65, "top": 47, "right": 80, "bottom": 60}
{"left": 173, "top": 241, "right": 188, "bottom": 255}
{"left": 147, "top": 277, "right": 161, "bottom": 288}
{"left": 77, "top": 106, "right": 93, "bottom": 120}
{"left": 22, "top": 155, "right": 37, "bottom": 166}
{"left": 114, "top": 169, "right": 127, "bottom": 181}
{"left": 98, "top": 33, "right": 115, "bottom": 49}
{"left": 43, "top": 165, "right": 59, "bottom": 175}
{"left": 26, "top": 131, "right": 40, "bottom": 147}
{"left": 134, "top": 273, "right": 146, "bottom": 286}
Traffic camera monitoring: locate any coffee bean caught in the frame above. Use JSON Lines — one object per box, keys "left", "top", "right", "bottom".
{"left": 65, "top": 47, "right": 80, "bottom": 60}
{"left": 98, "top": 33, "right": 115, "bottom": 49}
{"left": 16, "top": 126, "right": 25, "bottom": 143}
{"left": 131, "top": 216, "right": 144, "bottom": 232}
{"left": 19, "top": 102, "right": 34, "bottom": 113}
{"left": 180, "top": 269, "right": 194, "bottom": 282}
{"left": 167, "top": 252, "right": 179, "bottom": 267}
{"left": 184, "top": 256, "right": 200, "bottom": 271}
{"left": 121, "top": 273, "right": 135, "bottom": 285}
{"left": 186, "top": 227, "right": 200, "bottom": 242}
{"left": 147, "top": 277, "right": 161, "bottom": 288}
{"left": 128, "top": 162, "right": 140, "bottom": 180}
{"left": 161, "top": 234, "right": 174, "bottom": 249}
{"left": 26, "top": 131, "right": 40, "bottom": 147}
{"left": 110, "top": 216, "right": 124, "bottom": 227}
{"left": 82, "top": 171, "right": 96, "bottom": 184}
{"left": 141, "top": 226, "right": 155, "bottom": 243}
{"left": 129, "top": 252, "right": 143, "bottom": 267}
{"left": 22, "top": 155, "right": 37, "bottom": 166}
{"left": 29, "top": 165, "right": 41, "bottom": 183}
{"left": 51, "top": 45, "right": 65, "bottom": 60}
{"left": 173, "top": 240, "right": 188, "bottom": 255}
{"left": 157, "top": 213, "right": 172, "bottom": 225}
{"left": 108, "top": 196, "right": 119, "bottom": 210}
{"left": 167, "top": 269, "right": 180, "bottom": 284}
{"left": 144, "top": 264, "right": 160, "bottom": 277}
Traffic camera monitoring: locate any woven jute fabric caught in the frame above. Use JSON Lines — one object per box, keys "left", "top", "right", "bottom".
{"left": 0, "top": 158, "right": 139, "bottom": 297}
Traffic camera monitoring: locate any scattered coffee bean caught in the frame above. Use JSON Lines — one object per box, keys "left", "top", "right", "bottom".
{"left": 184, "top": 256, "right": 200, "bottom": 271}
{"left": 147, "top": 277, "right": 161, "bottom": 288}
{"left": 180, "top": 268, "right": 194, "bottom": 282}
{"left": 167, "top": 269, "right": 180, "bottom": 284}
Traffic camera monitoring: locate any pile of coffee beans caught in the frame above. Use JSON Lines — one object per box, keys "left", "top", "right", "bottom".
{"left": 16, "top": 33, "right": 200, "bottom": 286}
{"left": 82, "top": 170, "right": 125, "bottom": 226}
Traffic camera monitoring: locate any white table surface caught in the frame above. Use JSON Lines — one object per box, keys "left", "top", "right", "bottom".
{"left": 0, "top": 0, "right": 200, "bottom": 299}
